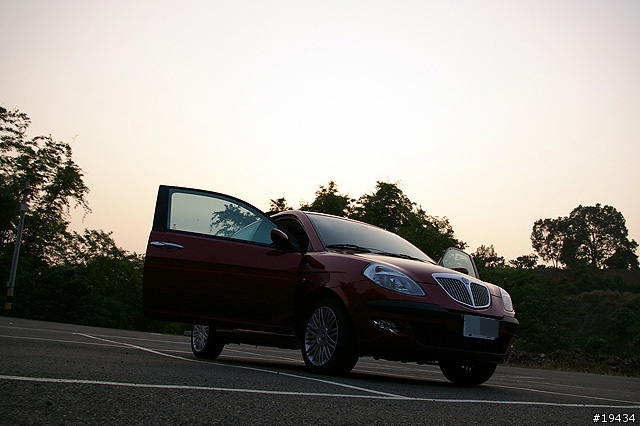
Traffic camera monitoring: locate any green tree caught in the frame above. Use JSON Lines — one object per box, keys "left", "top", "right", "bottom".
{"left": 401, "top": 207, "right": 465, "bottom": 258}
{"left": 1, "top": 107, "right": 152, "bottom": 331}
{"left": 300, "top": 181, "right": 353, "bottom": 217}
{"left": 269, "top": 197, "right": 292, "bottom": 212}
{"left": 531, "top": 217, "right": 566, "bottom": 268}
{"left": 531, "top": 204, "right": 638, "bottom": 270}
{"left": 350, "top": 181, "right": 465, "bottom": 257}
{"left": 351, "top": 181, "right": 415, "bottom": 234}
{"left": 564, "top": 204, "right": 638, "bottom": 269}
{"left": 1, "top": 106, "right": 90, "bottom": 265}
{"left": 66, "top": 229, "right": 130, "bottom": 264}
{"left": 16, "top": 229, "right": 146, "bottom": 329}
{"left": 509, "top": 254, "right": 538, "bottom": 269}
{"left": 472, "top": 245, "right": 506, "bottom": 269}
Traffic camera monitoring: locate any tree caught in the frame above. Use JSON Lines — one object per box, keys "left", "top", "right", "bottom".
{"left": 563, "top": 204, "right": 638, "bottom": 269}
{"left": 1, "top": 106, "right": 153, "bottom": 329}
{"left": 285, "top": 181, "right": 465, "bottom": 258}
{"left": 509, "top": 254, "right": 538, "bottom": 270}
{"left": 472, "top": 245, "right": 506, "bottom": 269}
{"left": 401, "top": 207, "right": 466, "bottom": 258}
{"left": 300, "top": 181, "right": 353, "bottom": 217}
{"left": 351, "top": 181, "right": 415, "bottom": 234}
{"left": 66, "top": 229, "right": 130, "bottom": 264}
{"left": 17, "top": 229, "right": 146, "bottom": 329}
{"left": 531, "top": 204, "right": 638, "bottom": 270}
{"left": 531, "top": 217, "right": 567, "bottom": 268}
{"left": 1, "top": 106, "right": 90, "bottom": 265}
{"left": 269, "top": 197, "right": 292, "bottom": 212}
{"left": 350, "top": 181, "right": 465, "bottom": 257}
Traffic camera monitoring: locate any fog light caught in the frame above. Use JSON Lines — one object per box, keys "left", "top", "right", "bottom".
{"left": 373, "top": 319, "right": 400, "bottom": 334}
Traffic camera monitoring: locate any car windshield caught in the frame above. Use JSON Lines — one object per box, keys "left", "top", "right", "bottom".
{"left": 307, "top": 213, "right": 435, "bottom": 263}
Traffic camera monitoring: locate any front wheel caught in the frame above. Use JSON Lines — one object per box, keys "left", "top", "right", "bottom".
{"left": 439, "top": 360, "right": 497, "bottom": 386}
{"left": 191, "top": 324, "right": 225, "bottom": 359}
{"left": 301, "top": 299, "right": 358, "bottom": 376}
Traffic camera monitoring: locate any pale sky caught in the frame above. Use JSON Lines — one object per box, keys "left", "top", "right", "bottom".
{"left": 2, "top": 0, "right": 639, "bottom": 261}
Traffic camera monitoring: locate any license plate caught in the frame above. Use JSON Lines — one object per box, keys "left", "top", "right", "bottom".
{"left": 463, "top": 315, "right": 499, "bottom": 340}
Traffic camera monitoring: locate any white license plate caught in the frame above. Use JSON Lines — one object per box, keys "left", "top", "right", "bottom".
{"left": 463, "top": 315, "right": 499, "bottom": 340}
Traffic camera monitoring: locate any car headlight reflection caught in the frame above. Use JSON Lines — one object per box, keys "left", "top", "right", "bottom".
{"left": 363, "top": 264, "right": 425, "bottom": 296}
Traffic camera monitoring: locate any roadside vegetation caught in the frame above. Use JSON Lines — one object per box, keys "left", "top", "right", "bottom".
{"left": 478, "top": 266, "right": 640, "bottom": 376}
{"left": 2, "top": 106, "right": 639, "bottom": 375}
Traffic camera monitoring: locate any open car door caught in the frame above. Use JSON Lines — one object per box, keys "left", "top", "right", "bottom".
{"left": 438, "top": 247, "right": 480, "bottom": 279}
{"left": 143, "top": 186, "right": 302, "bottom": 333}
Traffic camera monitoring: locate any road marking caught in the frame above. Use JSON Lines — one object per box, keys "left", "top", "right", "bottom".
{"left": 0, "top": 323, "right": 186, "bottom": 346}
{"left": 0, "top": 334, "right": 126, "bottom": 348}
{"left": 1, "top": 374, "right": 638, "bottom": 409}
{"left": 0, "top": 374, "right": 402, "bottom": 399}
{"left": 77, "top": 333, "right": 197, "bottom": 362}
{"left": 4, "top": 329, "right": 639, "bottom": 408}
{"left": 224, "top": 346, "right": 301, "bottom": 363}
{"left": 493, "top": 384, "right": 640, "bottom": 406}
{"left": 78, "top": 333, "right": 404, "bottom": 398}
{"left": 77, "top": 333, "right": 640, "bottom": 406}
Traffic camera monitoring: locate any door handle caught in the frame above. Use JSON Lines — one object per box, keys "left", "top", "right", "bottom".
{"left": 150, "top": 241, "right": 184, "bottom": 250}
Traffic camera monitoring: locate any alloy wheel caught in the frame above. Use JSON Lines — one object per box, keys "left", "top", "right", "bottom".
{"left": 191, "top": 324, "right": 210, "bottom": 353}
{"left": 304, "top": 306, "right": 339, "bottom": 366}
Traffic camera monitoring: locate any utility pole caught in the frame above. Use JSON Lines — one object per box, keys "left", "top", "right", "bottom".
{"left": 4, "top": 181, "right": 30, "bottom": 316}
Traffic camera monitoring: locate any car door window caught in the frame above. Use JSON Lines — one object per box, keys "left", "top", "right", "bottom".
{"left": 169, "top": 190, "right": 273, "bottom": 244}
{"left": 439, "top": 247, "right": 479, "bottom": 278}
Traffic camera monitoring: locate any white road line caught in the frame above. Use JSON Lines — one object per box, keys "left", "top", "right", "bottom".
{"left": 1, "top": 375, "right": 638, "bottom": 409}
{"left": 0, "top": 334, "right": 125, "bottom": 348}
{"left": 0, "top": 374, "right": 398, "bottom": 399}
{"left": 76, "top": 333, "right": 197, "bottom": 362}
{"left": 493, "top": 384, "right": 640, "bottom": 406}
{"left": 350, "top": 368, "right": 448, "bottom": 382}
{"left": 223, "top": 347, "right": 302, "bottom": 363}
{"left": 5, "top": 331, "right": 639, "bottom": 408}
{"left": 77, "top": 333, "right": 404, "bottom": 398}
{"left": 72, "top": 333, "right": 640, "bottom": 406}
{"left": 81, "top": 332, "right": 187, "bottom": 345}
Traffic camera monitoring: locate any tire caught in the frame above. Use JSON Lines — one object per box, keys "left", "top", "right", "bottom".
{"left": 191, "top": 324, "right": 225, "bottom": 359}
{"left": 439, "top": 360, "right": 497, "bottom": 386}
{"left": 301, "top": 298, "right": 358, "bottom": 376}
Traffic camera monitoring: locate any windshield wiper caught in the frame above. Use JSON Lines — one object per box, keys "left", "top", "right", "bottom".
{"left": 368, "top": 249, "right": 426, "bottom": 262}
{"left": 325, "top": 244, "right": 424, "bottom": 261}
{"left": 325, "top": 244, "right": 373, "bottom": 253}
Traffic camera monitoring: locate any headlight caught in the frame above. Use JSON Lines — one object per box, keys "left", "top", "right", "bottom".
{"left": 499, "top": 287, "right": 514, "bottom": 312}
{"left": 363, "top": 264, "right": 425, "bottom": 296}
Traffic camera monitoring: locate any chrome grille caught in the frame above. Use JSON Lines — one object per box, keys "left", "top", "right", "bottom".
{"left": 433, "top": 274, "right": 491, "bottom": 309}
{"left": 470, "top": 282, "right": 490, "bottom": 306}
{"left": 437, "top": 277, "right": 472, "bottom": 305}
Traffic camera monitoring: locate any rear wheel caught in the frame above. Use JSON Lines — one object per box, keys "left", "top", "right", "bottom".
{"left": 439, "top": 360, "right": 497, "bottom": 386}
{"left": 301, "top": 299, "right": 358, "bottom": 376}
{"left": 191, "top": 324, "right": 225, "bottom": 359}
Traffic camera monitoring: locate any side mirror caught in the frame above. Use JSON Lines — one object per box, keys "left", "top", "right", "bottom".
{"left": 271, "top": 228, "right": 295, "bottom": 250}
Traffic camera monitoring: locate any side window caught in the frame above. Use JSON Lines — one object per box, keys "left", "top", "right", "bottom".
{"left": 168, "top": 190, "right": 274, "bottom": 244}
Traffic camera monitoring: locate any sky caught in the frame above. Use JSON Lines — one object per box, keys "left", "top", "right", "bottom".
{"left": 2, "top": 0, "right": 639, "bottom": 261}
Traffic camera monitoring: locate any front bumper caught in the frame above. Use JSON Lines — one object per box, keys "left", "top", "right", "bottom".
{"left": 360, "top": 300, "right": 519, "bottom": 364}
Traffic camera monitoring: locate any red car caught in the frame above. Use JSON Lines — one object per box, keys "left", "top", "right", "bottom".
{"left": 143, "top": 185, "right": 518, "bottom": 385}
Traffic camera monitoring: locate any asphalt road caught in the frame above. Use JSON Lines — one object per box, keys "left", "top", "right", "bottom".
{"left": 1, "top": 317, "right": 638, "bottom": 425}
